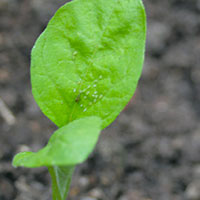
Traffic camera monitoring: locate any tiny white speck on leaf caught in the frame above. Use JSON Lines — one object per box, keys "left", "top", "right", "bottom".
{"left": 99, "top": 75, "right": 102, "bottom": 79}
{"left": 94, "top": 84, "right": 97, "bottom": 87}
{"left": 73, "top": 89, "right": 76, "bottom": 93}
{"left": 83, "top": 108, "right": 87, "bottom": 112}
{"left": 80, "top": 104, "right": 83, "bottom": 107}
{"left": 86, "top": 91, "right": 90, "bottom": 95}
{"left": 84, "top": 96, "right": 87, "bottom": 99}
{"left": 94, "top": 91, "right": 97, "bottom": 94}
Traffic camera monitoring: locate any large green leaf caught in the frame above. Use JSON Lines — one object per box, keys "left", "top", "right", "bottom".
{"left": 31, "top": 0, "right": 146, "bottom": 128}
{"left": 12, "top": 116, "right": 101, "bottom": 168}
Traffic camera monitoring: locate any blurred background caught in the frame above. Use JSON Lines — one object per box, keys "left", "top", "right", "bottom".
{"left": 0, "top": 0, "right": 200, "bottom": 200}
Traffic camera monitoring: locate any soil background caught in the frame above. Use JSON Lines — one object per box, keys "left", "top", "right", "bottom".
{"left": 0, "top": 0, "right": 200, "bottom": 200}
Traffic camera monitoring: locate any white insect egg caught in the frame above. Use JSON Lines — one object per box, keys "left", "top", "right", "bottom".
{"left": 83, "top": 108, "right": 87, "bottom": 112}
{"left": 73, "top": 89, "right": 76, "bottom": 93}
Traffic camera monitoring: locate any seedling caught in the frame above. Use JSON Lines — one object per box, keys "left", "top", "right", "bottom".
{"left": 13, "top": 0, "right": 146, "bottom": 199}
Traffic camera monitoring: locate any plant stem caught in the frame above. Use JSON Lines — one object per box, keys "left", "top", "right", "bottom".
{"left": 48, "top": 166, "right": 74, "bottom": 200}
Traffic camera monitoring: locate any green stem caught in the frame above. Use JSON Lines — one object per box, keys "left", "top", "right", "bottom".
{"left": 48, "top": 166, "right": 74, "bottom": 200}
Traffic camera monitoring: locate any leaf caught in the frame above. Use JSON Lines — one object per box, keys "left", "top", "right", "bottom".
{"left": 31, "top": 0, "right": 146, "bottom": 129}
{"left": 12, "top": 116, "right": 102, "bottom": 168}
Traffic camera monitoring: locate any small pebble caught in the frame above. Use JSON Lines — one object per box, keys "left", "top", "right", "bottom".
{"left": 186, "top": 181, "right": 200, "bottom": 200}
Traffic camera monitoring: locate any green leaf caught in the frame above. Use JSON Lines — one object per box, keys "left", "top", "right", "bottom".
{"left": 13, "top": 116, "right": 101, "bottom": 200}
{"left": 12, "top": 116, "right": 102, "bottom": 168}
{"left": 31, "top": 0, "right": 146, "bottom": 129}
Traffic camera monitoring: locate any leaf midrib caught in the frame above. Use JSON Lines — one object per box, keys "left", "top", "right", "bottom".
{"left": 69, "top": 0, "right": 117, "bottom": 123}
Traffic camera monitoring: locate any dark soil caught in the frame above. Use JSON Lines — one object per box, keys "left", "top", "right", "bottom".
{"left": 0, "top": 0, "right": 200, "bottom": 200}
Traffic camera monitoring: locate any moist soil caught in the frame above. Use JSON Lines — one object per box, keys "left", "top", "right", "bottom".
{"left": 0, "top": 0, "right": 200, "bottom": 200}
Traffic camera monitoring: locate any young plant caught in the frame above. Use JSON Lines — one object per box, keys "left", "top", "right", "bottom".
{"left": 13, "top": 0, "right": 146, "bottom": 199}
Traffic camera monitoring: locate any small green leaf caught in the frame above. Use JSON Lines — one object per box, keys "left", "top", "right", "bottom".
{"left": 31, "top": 0, "right": 146, "bottom": 128}
{"left": 13, "top": 116, "right": 101, "bottom": 168}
